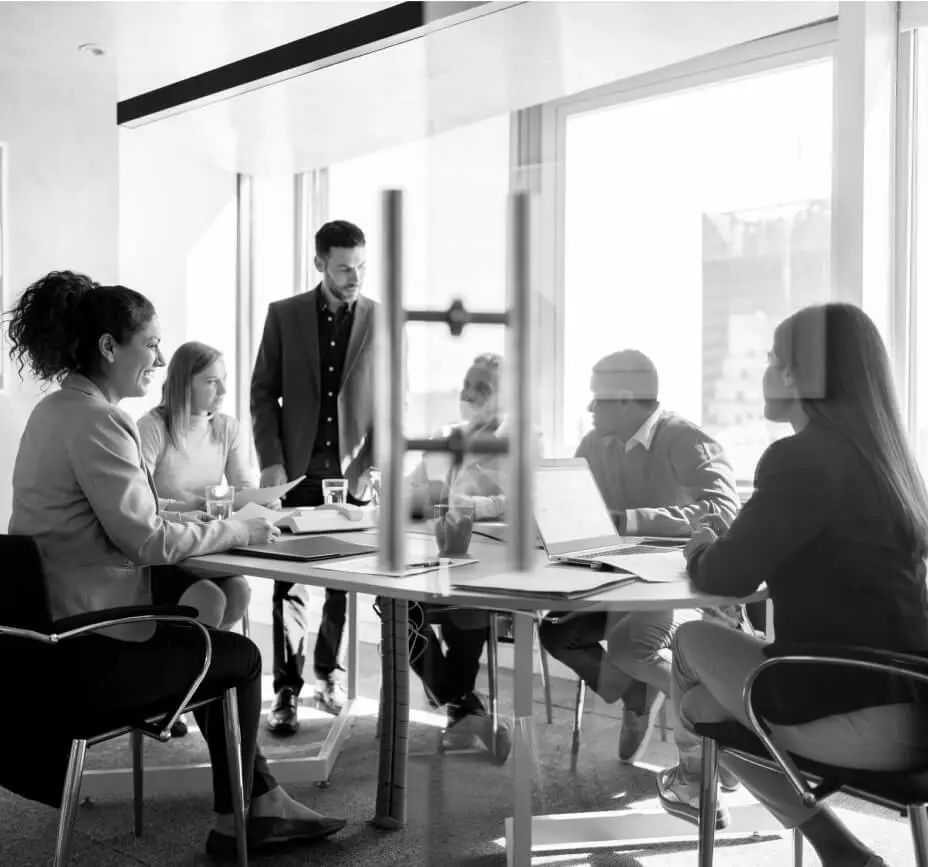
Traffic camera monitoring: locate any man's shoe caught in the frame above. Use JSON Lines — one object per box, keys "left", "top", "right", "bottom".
{"left": 266, "top": 688, "right": 300, "bottom": 736}
{"left": 205, "top": 815, "right": 347, "bottom": 858}
{"left": 719, "top": 764, "right": 741, "bottom": 793}
{"left": 657, "top": 764, "right": 731, "bottom": 830}
{"left": 313, "top": 677, "right": 346, "bottom": 715}
{"left": 619, "top": 684, "right": 665, "bottom": 763}
{"left": 170, "top": 716, "right": 189, "bottom": 738}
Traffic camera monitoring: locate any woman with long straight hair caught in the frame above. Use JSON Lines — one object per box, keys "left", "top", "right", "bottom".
{"left": 657, "top": 303, "right": 928, "bottom": 867}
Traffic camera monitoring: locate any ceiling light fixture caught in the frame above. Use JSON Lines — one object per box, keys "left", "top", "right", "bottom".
{"left": 78, "top": 43, "right": 106, "bottom": 57}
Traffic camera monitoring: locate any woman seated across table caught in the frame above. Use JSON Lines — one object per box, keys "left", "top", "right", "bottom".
{"left": 138, "top": 341, "right": 254, "bottom": 632}
{"left": 400, "top": 352, "right": 541, "bottom": 761}
{"left": 137, "top": 340, "right": 256, "bottom": 738}
{"left": 6, "top": 271, "right": 346, "bottom": 856}
{"left": 656, "top": 303, "right": 928, "bottom": 867}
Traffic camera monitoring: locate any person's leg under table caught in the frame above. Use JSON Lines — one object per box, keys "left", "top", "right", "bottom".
{"left": 436, "top": 609, "right": 511, "bottom": 760}
{"left": 268, "top": 579, "right": 309, "bottom": 734}
{"left": 607, "top": 608, "right": 699, "bottom": 763}
{"left": 313, "top": 589, "right": 348, "bottom": 713}
{"left": 538, "top": 611, "right": 632, "bottom": 702}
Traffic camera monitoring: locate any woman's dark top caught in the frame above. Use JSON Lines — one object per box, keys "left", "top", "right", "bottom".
{"left": 689, "top": 419, "right": 928, "bottom": 725}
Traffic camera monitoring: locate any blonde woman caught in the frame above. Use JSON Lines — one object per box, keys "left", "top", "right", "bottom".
{"left": 138, "top": 341, "right": 256, "bottom": 736}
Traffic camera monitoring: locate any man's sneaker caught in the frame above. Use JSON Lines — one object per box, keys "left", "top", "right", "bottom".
{"left": 313, "top": 677, "right": 346, "bottom": 715}
{"left": 657, "top": 764, "right": 731, "bottom": 829}
{"left": 440, "top": 711, "right": 512, "bottom": 764}
{"left": 619, "top": 684, "right": 665, "bottom": 763}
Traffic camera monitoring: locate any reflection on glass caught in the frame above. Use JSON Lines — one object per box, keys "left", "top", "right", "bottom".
{"left": 562, "top": 59, "right": 833, "bottom": 480}
{"left": 327, "top": 116, "right": 510, "bottom": 443}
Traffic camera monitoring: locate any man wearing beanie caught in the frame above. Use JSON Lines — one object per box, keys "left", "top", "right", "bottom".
{"left": 540, "top": 349, "right": 740, "bottom": 765}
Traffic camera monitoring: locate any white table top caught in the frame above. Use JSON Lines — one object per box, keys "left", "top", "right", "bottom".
{"left": 187, "top": 528, "right": 765, "bottom": 613}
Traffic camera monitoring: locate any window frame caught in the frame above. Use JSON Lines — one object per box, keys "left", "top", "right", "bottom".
{"left": 537, "top": 20, "right": 839, "bottom": 473}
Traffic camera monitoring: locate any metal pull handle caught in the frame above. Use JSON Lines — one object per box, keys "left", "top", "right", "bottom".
{"left": 377, "top": 189, "right": 534, "bottom": 575}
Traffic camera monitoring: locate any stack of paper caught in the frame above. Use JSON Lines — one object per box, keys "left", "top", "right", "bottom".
{"left": 233, "top": 502, "right": 377, "bottom": 534}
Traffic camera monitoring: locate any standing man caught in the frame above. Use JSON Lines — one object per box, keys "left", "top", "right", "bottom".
{"left": 251, "top": 220, "right": 376, "bottom": 735}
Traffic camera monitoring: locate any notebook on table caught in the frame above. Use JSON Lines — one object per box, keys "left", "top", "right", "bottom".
{"left": 454, "top": 568, "right": 639, "bottom": 600}
{"left": 534, "top": 458, "right": 688, "bottom": 583}
{"left": 229, "top": 535, "right": 376, "bottom": 563}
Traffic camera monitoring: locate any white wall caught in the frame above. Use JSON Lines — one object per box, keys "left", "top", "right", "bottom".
{"left": 117, "top": 127, "right": 238, "bottom": 421}
{"left": 0, "top": 3, "right": 119, "bottom": 529}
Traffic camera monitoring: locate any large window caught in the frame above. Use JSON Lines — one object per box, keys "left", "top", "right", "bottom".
{"left": 328, "top": 116, "right": 511, "bottom": 441}
{"left": 560, "top": 59, "right": 833, "bottom": 481}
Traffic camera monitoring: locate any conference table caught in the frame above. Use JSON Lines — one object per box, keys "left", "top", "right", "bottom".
{"left": 84, "top": 527, "right": 774, "bottom": 866}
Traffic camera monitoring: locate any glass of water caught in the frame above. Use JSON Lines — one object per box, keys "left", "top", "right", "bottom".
{"left": 322, "top": 478, "right": 348, "bottom": 505}
{"left": 205, "top": 484, "right": 235, "bottom": 520}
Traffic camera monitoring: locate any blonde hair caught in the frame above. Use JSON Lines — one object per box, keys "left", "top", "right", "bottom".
{"left": 155, "top": 341, "right": 223, "bottom": 450}
{"left": 774, "top": 303, "right": 928, "bottom": 557}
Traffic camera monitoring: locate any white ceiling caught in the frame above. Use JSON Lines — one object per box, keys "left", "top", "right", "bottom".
{"left": 2, "top": 1, "right": 839, "bottom": 174}
{"left": 0, "top": 1, "right": 395, "bottom": 97}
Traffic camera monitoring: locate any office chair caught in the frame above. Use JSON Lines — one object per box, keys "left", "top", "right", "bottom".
{"left": 693, "top": 646, "right": 928, "bottom": 867}
{"left": 0, "top": 535, "right": 248, "bottom": 867}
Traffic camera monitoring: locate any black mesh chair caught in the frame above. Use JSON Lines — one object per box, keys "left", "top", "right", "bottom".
{"left": 0, "top": 535, "right": 249, "bottom": 866}
{"left": 693, "top": 646, "right": 928, "bottom": 867}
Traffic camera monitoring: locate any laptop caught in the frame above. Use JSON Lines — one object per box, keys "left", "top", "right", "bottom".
{"left": 534, "top": 458, "right": 685, "bottom": 570}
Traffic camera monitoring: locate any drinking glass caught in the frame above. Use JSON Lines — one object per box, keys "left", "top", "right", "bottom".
{"left": 322, "top": 478, "right": 348, "bottom": 505}
{"left": 205, "top": 484, "right": 235, "bottom": 520}
{"left": 434, "top": 503, "right": 475, "bottom": 557}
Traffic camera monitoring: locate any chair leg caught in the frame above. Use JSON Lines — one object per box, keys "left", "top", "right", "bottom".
{"left": 487, "top": 616, "right": 500, "bottom": 759}
{"left": 534, "top": 623, "right": 554, "bottom": 724}
{"left": 792, "top": 826, "right": 804, "bottom": 867}
{"left": 222, "top": 688, "right": 249, "bottom": 867}
{"left": 909, "top": 804, "right": 928, "bottom": 867}
{"left": 697, "top": 737, "right": 719, "bottom": 867}
{"left": 54, "top": 739, "right": 88, "bottom": 867}
{"left": 241, "top": 607, "right": 251, "bottom": 640}
{"left": 570, "top": 678, "right": 586, "bottom": 771}
{"left": 131, "top": 729, "right": 144, "bottom": 837}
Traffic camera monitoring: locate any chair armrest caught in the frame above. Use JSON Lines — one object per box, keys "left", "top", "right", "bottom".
{"left": 1, "top": 604, "right": 211, "bottom": 741}
{"left": 763, "top": 643, "right": 928, "bottom": 680}
{"left": 742, "top": 648, "right": 928, "bottom": 807}
{"left": 50, "top": 604, "right": 199, "bottom": 636}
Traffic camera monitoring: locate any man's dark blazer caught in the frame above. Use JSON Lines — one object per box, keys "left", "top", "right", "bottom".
{"left": 250, "top": 286, "right": 376, "bottom": 498}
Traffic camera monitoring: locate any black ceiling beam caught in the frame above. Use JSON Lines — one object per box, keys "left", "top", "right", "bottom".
{"left": 117, "top": 2, "right": 494, "bottom": 127}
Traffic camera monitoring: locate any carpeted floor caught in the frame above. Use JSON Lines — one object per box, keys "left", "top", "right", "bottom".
{"left": 0, "top": 634, "right": 916, "bottom": 867}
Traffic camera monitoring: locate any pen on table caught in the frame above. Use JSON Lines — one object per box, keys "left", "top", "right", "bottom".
{"left": 405, "top": 559, "right": 442, "bottom": 569}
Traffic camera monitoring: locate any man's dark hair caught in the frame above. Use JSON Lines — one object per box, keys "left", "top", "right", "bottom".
{"left": 315, "top": 220, "right": 366, "bottom": 258}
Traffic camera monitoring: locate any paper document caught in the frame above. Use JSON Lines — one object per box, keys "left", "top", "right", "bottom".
{"left": 233, "top": 476, "right": 305, "bottom": 509}
{"left": 607, "top": 551, "right": 689, "bottom": 583}
{"left": 232, "top": 502, "right": 377, "bottom": 534}
{"left": 315, "top": 555, "right": 477, "bottom": 578}
{"left": 232, "top": 502, "right": 292, "bottom": 521}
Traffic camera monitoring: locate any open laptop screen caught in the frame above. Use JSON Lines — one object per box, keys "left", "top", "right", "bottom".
{"left": 534, "top": 459, "right": 618, "bottom": 553}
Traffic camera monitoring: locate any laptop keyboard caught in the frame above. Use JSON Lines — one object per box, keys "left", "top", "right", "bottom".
{"left": 575, "top": 544, "right": 673, "bottom": 559}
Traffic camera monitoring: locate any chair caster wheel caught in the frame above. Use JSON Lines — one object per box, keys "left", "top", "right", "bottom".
{"left": 317, "top": 780, "right": 331, "bottom": 789}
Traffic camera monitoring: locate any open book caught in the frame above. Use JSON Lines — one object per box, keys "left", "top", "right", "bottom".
{"left": 233, "top": 501, "right": 377, "bottom": 534}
